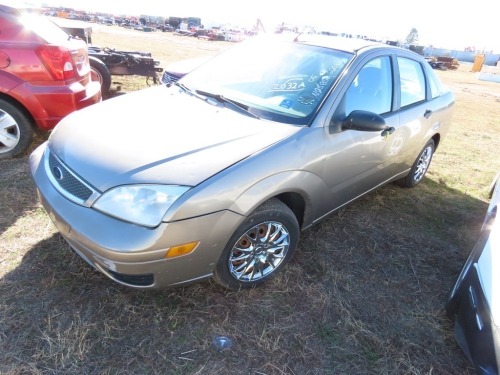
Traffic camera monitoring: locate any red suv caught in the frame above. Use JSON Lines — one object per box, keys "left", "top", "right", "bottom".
{"left": 0, "top": 3, "right": 101, "bottom": 159}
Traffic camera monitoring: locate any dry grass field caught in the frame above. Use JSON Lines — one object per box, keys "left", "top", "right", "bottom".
{"left": 1, "top": 23, "right": 500, "bottom": 374}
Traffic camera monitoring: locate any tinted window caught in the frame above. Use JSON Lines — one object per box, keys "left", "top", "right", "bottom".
{"left": 398, "top": 57, "right": 426, "bottom": 107}
{"left": 343, "top": 56, "right": 393, "bottom": 115}
{"left": 18, "top": 14, "right": 70, "bottom": 44}
{"left": 0, "top": 14, "right": 22, "bottom": 41}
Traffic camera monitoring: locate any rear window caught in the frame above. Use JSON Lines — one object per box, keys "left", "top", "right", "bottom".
{"left": 424, "top": 62, "right": 445, "bottom": 99}
{"left": 17, "top": 13, "right": 70, "bottom": 44}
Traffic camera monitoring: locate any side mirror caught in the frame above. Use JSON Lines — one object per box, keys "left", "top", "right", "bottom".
{"left": 342, "top": 110, "right": 386, "bottom": 132}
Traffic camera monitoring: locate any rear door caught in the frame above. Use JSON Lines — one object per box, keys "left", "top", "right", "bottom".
{"left": 394, "top": 54, "right": 442, "bottom": 169}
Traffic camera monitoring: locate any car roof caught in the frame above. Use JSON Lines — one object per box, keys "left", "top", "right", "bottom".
{"left": 295, "top": 34, "right": 391, "bottom": 53}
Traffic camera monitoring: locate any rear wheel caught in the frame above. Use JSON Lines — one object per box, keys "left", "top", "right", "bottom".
{"left": 0, "top": 99, "right": 34, "bottom": 159}
{"left": 213, "top": 199, "right": 299, "bottom": 290}
{"left": 397, "top": 139, "right": 435, "bottom": 188}
{"left": 89, "top": 56, "right": 112, "bottom": 98}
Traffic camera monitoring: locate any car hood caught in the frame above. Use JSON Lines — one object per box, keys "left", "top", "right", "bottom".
{"left": 164, "top": 56, "right": 211, "bottom": 77}
{"left": 49, "top": 86, "right": 300, "bottom": 192}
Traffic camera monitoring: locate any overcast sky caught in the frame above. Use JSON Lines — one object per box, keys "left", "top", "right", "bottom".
{"left": 35, "top": 0, "right": 500, "bottom": 52}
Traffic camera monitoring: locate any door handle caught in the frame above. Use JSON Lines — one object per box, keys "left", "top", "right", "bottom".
{"left": 424, "top": 109, "right": 433, "bottom": 119}
{"left": 381, "top": 127, "right": 395, "bottom": 138}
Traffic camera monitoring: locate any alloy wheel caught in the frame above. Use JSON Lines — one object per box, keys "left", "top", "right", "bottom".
{"left": 413, "top": 145, "right": 433, "bottom": 182}
{"left": 0, "top": 110, "right": 20, "bottom": 154}
{"left": 228, "top": 221, "right": 290, "bottom": 282}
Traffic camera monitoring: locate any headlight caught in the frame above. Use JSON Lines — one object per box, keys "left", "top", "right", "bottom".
{"left": 93, "top": 185, "right": 190, "bottom": 227}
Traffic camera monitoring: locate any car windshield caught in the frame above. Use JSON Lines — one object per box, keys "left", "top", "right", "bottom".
{"left": 180, "top": 37, "right": 353, "bottom": 125}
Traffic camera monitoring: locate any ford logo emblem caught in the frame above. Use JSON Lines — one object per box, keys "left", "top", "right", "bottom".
{"left": 52, "top": 166, "right": 64, "bottom": 180}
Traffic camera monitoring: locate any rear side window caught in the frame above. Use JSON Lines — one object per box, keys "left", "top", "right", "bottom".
{"left": 398, "top": 57, "right": 426, "bottom": 107}
{"left": 424, "top": 62, "right": 444, "bottom": 99}
{"left": 0, "top": 15, "right": 21, "bottom": 41}
{"left": 17, "top": 13, "right": 69, "bottom": 44}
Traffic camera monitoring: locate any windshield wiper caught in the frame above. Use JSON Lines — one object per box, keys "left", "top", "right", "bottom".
{"left": 195, "top": 89, "right": 259, "bottom": 119}
{"left": 171, "top": 81, "right": 193, "bottom": 94}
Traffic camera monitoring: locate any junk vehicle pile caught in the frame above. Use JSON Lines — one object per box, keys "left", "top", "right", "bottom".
{"left": 55, "top": 18, "right": 163, "bottom": 97}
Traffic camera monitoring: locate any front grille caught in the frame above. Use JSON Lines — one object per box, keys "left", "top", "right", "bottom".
{"left": 46, "top": 150, "right": 96, "bottom": 205}
{"left": 161, "top": 71, "right": 180, "bottom": 85}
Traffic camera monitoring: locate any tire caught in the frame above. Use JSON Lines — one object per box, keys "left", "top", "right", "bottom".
{"left": 0, "top": 99, "right": 34, "bottom": 159}
{"left": 89, "top": 56, "right": 112, "bottom": 98}
{"left": 397, "top": 139, "right": 435, "bottom": 188}
{"left": 213, "top": 198, "right": 299, "bottom": 290}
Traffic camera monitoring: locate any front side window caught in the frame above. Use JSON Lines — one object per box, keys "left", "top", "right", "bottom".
{"left": 180, "top": 38, "right": 352, "bottom": 125}
{"left": 398, "top": 57, "right": 426, "bottom": 107}
{"left": 342, "top": 56, "right": 393, "bottom": 117}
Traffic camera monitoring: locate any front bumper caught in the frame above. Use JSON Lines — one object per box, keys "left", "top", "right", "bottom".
{"left": 29, "top": 142, "right": 244, "bottom": 289}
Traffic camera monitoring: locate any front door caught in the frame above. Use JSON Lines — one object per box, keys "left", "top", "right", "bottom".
{"left": 318, "top": 55, "right": 402, "bottom": 219}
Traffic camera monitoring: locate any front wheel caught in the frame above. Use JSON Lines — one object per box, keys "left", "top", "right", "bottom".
{"left": 397, "top": 139, "right": 435, "bottom": 188}
{"left": 213, "top": 198, "right": 299, "bottom": 290}
{"left": 0, "top": 99, "right": 34, "bottom": 159}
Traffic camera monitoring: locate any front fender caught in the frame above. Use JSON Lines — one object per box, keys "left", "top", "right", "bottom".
{"left": 227, "top": 170, "right": 331, "bottom": 229}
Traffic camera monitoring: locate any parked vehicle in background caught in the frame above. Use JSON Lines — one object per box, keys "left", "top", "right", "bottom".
{"left": 0, "top": 2, "right": 101, "bottom": 159}
{"left": 160, "top": 24, "right": 174, "bottom": 32}
{"left": 86, "top": 47, "right": 163, "bottom": 97}
{"left": 30, "top": 35, "right": 454, "bottom": 291}
{"left": 426, "top": 56, "right": 460, "bottom": 70}
{"left": 446, "top": 172, "right": 500, "bottom": 375}
{"left": 160, "top": 56, "right": 210, "bottom": 85}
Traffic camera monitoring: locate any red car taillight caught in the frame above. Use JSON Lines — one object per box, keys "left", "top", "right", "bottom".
{"left": 35, "top": 45, "right": 75, "bottom": 80}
